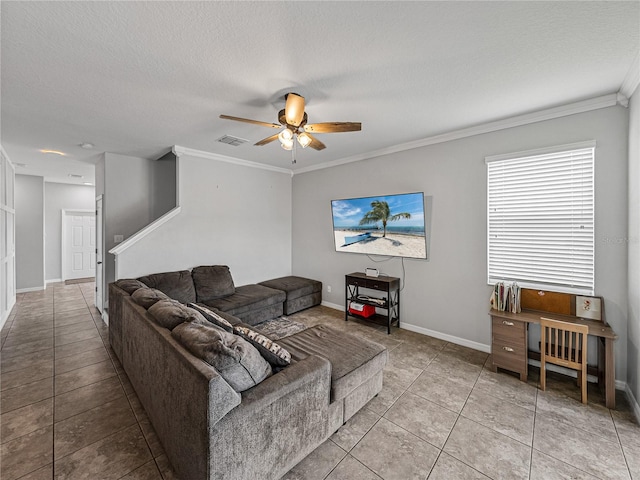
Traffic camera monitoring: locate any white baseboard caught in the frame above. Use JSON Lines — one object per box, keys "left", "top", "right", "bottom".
{"left": 320, "top": 302, "right": 492, "bottom": 353}
{"left": 321, "top": 300, "right": 344, "bottom": 311}
{"left": 46, "top": 278, "right": 62, "bottom": 284}
{"left": 529, "top": 358, "right": 603, "bottom": 384}
{"left": 401, "top": 322, "right": 492, "bottom": 353}
{"left": 102, "top": 311, "right": 109, "bottom": 325}
{"left": 16, "top": 286, "right": 45, "bottom": 293}
{"left": 626, "top": 384, "right": 640, "bottom": 423}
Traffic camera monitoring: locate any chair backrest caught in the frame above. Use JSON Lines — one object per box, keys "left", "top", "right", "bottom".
{"left": 540, "top": 317, "right": 588, "bottom": 369}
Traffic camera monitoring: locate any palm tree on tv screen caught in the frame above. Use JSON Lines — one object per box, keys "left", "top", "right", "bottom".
{"left": 359, "top": 200, "right": 411, "bottom": 237}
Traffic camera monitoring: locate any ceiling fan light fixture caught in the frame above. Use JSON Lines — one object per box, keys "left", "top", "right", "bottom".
{"left": 297, "top": 132, "right": 312, "bottom": 148}
{"left": 278, "top": 128, "right": 294, "bottom": 144}
{"left": 284, "top": 93, "right": 305, "bottom": 126}
{"left": 280, "top": 138, "right": 294, "bottom": 150}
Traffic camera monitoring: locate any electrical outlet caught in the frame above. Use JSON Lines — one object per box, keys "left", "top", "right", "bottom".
{"left": 327, "top": 285, "right": 332, "bottom": 293}
{"left": 114, "top": 234, "right": 124, "bottom": 243}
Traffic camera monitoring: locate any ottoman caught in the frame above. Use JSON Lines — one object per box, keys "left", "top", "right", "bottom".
{"left": 279, "top": 324, "right": 387, "bottom": 428}
{"left": 259, "top": 276, "right": 322, "bottom": 315}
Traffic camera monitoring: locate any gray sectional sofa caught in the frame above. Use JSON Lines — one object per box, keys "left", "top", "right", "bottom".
{"left": 108, "top": 266, "right": 387, "bottom": 480}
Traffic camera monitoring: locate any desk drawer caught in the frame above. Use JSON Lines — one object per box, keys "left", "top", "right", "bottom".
{"left": 492, "top": 336, "right": 526, "bottom": 357}
{"left": 491, "top": 317, "right": 527, "bottom": 376}
{"left": 347, "top": 277, "right": 368, "bottom": 287}
{"left": 492, "top": 317, "right": 525, "bottom": 341}
{"left": 492, "top": 346, "right": 527, "bottom": 371}
{"left": 367, "top": 280, "right": 385, "bottom": 290}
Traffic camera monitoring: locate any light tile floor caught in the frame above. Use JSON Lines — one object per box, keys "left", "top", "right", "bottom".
{"left": 1, "top": 284, "right": 638, "bottom": 480}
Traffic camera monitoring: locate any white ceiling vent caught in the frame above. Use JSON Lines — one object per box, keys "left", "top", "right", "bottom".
{"left": 217, "top": 135, "right": 248, "bottom": 147}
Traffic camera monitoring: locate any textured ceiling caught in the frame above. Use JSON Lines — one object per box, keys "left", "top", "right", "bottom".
{"left": 1, "top": 1, "right": 639, "bottom": 183}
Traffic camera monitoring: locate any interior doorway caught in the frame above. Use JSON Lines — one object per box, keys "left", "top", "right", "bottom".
{"left": 95, "top": 196, "right": 103, "bottom": 314}
{"left": 62, "top": 209, "right": 95, "bottom": 281}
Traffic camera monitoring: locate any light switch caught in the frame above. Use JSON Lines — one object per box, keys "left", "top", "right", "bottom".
{"left": 114, "top": 234, "right": 124, "bottom": 243}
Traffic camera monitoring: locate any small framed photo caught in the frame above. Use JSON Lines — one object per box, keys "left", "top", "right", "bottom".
{"left": 576, "top": 296, "right": 602, "bottom": 321}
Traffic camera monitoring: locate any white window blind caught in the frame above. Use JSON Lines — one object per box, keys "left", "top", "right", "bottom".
{"left": 486, "top": 142, "right": 595, "bottom": 295}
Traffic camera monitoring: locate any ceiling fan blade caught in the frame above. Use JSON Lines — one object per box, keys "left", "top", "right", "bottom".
{"left": 304, "top": 122, "right": 362, "bottom": 133}
{"left": 307, "top": 133, "right": 326, "bottom": 151}
{"left": 254, "top": 133, "right": 280, "bottom": 146}
{"left": 219, "top": 114, "right": 281, "bottom": 129}
{"left": 284, "top": 93, "right": 305, "bottom": 127}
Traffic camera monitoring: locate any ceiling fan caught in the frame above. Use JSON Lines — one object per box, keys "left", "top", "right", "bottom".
{"left": 219, "top": 93, "right": 361, "bottom": 153}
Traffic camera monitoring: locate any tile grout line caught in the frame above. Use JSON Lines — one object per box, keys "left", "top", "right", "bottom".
{"left": 49, "top": 284, "right": 143, "bottom": 476}
{"left": 431, "top": 356, "right": 493, "bottom": 480}
{"left": 529, "top": 387, "right": 537, "bottom": 480}
{"left": 2, "top": 292, "right": 54, "bottom": 478}
{"left": 97, "top": 303, "right": 159, "bottom": 478}
{"left": 609, "top": 407, "right": 634, "bottom": 479}
{"left": 52, "top": 285, "right": 60, "bottom": 480}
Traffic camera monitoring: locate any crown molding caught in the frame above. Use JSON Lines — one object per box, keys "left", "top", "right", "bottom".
{"left": 172, "top": 145, "right": 292, "bottom": 175}
{"left": 620, "top": 50, "right": 640, "bottom": 99}
{"left": 292, "top": 93, "right": 620, "bottom": 175}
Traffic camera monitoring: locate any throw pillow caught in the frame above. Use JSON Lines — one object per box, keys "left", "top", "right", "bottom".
{"left": 192, "top": 265, "right": 235, "bottom": 303}
{"left": 148, "top": 299, "right": 206, "bottom": 330}
{"left": 234, "top": 325, "right": 291, "bottom": 368}
{"left": 115, "top": 279, "right": 147, "bottom": 295}
{"left": 172, "top": 321, "right": 272, "bottom": 392}
{"left": 137, "top": 270, "right": 196, "bottom": 304}
{"left": 132, "top": 288, "right": 170, "bottom": 309}
{"left": 188, "top": 303, "right": 234, "bottom": 332}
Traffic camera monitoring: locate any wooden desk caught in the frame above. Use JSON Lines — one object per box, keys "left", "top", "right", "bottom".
{"left": 489, "top": 309, "right": 617, "bottom": 409}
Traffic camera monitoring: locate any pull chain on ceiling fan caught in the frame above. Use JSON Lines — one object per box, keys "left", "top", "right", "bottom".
{"left": 220, "top": 93, "right": 361, "bottom": 160}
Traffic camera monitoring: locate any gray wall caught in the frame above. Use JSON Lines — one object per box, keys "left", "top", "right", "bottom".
{"left": 44, "top": 182, "right": 96, "bottom": 281}
{"left": 115, "top": 153, "right": 292, "bottom": 287}
{"left": 96, "top": 151, "right": 178, "bottom": 306}
{"left": 628, "top": 89, "right": 640, "bottom": 404}
{"left": 102, "top": 152, "right": 155, "bottom": 294}
{"left": 292, "top": 105, "right": 630, "bottom": 381}
{"left": 151, "top": 151, "right": 177, "bottom": 221}
{"left": 15, "top": 175, "right": 44, "bottom": 290}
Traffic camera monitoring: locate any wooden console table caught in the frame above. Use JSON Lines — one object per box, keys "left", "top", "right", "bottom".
{"left": 489, "top": 308, "right": 617, "bottom": 408}
{"left": 345, "top": 272, "right": 400, "bottom": 334}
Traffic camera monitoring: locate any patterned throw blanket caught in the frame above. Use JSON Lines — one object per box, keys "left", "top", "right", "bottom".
{"left": 253, "top": 316, "right": 307, "bottom": 340}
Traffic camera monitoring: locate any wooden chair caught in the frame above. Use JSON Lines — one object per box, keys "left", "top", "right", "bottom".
{"left": 540, "top": 317, "right": 589, "bottom": 403}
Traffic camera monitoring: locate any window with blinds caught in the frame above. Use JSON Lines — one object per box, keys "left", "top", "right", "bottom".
{"left": 486, "top": 142, "right": 595, "bottom": 295}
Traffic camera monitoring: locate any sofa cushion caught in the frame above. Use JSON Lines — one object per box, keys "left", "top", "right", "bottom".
{"left": 171, "top": 321, "right": 272, "bottom": 392}
{"left": 278, "top": 324, "right": 388, "bottom": 402}
{"left": 147, "top": 299, "right": 205, "bottom": 331}
{"left": 188, "top": 303, "right": 234, "bottom": 332}
{"left": 115, "top": 278, "right": 147, "bottom": 295}
{"left": 204, "top": 284, "right": 286, "bottom": 316}
{"left": 192, "top": 265, "right": 235, "bottom": 303}
{"left": 132, "top": 288, "right": 170, "bottom": 309}
{"left": 234, "top": 325, "right": 291, "bottom": 368}
{"left": 259, "top": 276, "right": 322, "bottom": 300}
{"left": 137, "top": 270, "right": 196, "bottom": 304}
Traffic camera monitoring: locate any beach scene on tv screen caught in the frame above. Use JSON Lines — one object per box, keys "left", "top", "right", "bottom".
{"left": 332, "top": 192, "right": 427, "bottom": 259}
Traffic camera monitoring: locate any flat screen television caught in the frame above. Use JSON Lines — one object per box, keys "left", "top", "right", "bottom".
{"left": 331, "top": 192, "right": 427, "bottom": 259}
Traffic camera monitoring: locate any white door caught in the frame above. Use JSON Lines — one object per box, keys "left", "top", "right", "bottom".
{"left": 64, "top": 212, "right": 96, "bottom": 280}
{"left": 95, "top": 196, "right": 103, "bottom": 313}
